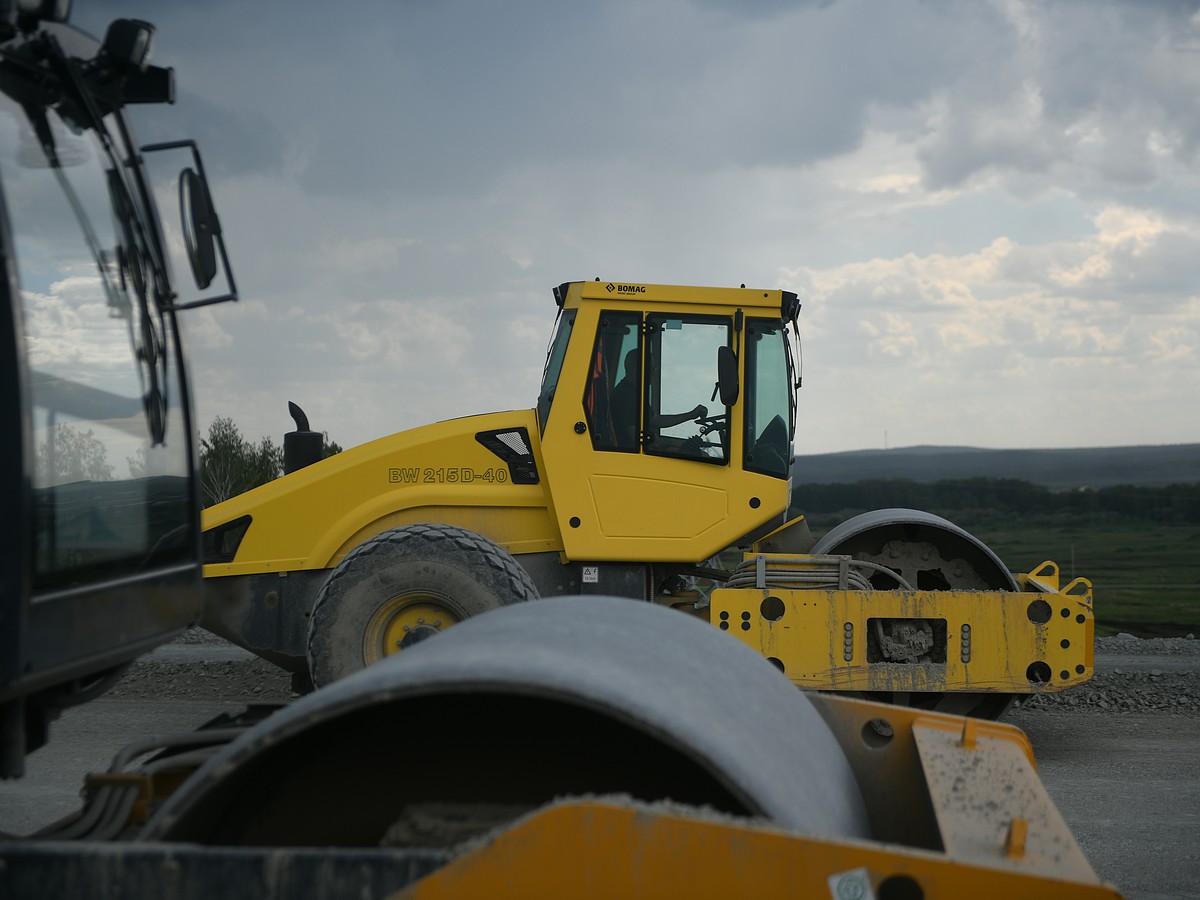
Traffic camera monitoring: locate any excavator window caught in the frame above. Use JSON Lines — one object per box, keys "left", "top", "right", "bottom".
{"left": 1, "top": 91, "right": 192, "bottom": 590}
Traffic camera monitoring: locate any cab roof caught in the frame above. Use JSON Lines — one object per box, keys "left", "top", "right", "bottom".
{"left": 553, "top": 280, "right": 800, "bottom": 320}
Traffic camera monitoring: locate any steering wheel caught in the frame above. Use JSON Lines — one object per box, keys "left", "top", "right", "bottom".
{"left": 696, "top": 413, "right": 727, "bottom": 437}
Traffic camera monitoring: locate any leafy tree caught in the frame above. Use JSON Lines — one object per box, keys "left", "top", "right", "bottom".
{"left": 127, "top": 445, "right": 147, "bottom": 478}
{"left": 199, "top": 417, "right": 343, "bottom": 507}
{"left": 199, "top": 416, "right": 283, "bottom": 506}
{"left": 36, "top": 423, "right": 114, "bottom": 484}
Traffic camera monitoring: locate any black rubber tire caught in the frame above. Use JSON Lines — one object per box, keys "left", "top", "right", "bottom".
{"left": 306, "top": 523, "right": 539, "bottom": 687}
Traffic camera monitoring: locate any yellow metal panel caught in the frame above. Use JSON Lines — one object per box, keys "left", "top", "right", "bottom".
{"left": 202, "top": 557, "right": 308, "bottom": 578}
{"left": 328, "top": 505, "right": 561, "bottom": 563}
{"left": 805, "top": 694, "right": 1038, "bottom": 850}
{"left": 710, "top": 582, "right": 1094, "bottom": 694}
{"left": 202, "top": 409, "right": 560, "bottom": 575}
{"left": 912, "top": 723, "right": 1097, "bottom": 879}
{"left": 397, "top": 800, "right": 1121, "bottom": 900}
{"left": 573, "top": 280, "right": 793, "bottom": 313}
{"left": 588, "top": 474, "right": 727, "bottom": 539}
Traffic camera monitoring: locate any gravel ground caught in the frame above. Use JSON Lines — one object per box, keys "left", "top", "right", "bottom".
{"left": 1014, "top": 634, "right": 1200, "bottom": 716}
{"left": 104, "top": 628, "right": 293, "bottom": 703}
{"left": 107, "top": 628, "right": 1200, "bottom": 716}
{"left": 105, "top": 658, "right": 294, "bottom": 702}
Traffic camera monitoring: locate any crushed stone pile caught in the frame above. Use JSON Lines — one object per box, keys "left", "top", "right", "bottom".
{"left": 107, "top": 628, "right": 292, "bottom": 702}
{"left": 107, "top": 629, "right": 1200, "bottom": 716}
{"left": 106, "top": 657, "right": 293, "bottom": 702}
{"left": 1013, "top": 634, "right": 1200, "bottom": 717}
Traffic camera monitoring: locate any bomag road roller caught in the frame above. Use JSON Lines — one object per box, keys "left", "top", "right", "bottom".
{"left": 0, "top": 7, "right": 1119, "bottom": 898}
{"left": 201, "top": 279, "right": 1094, "bottom": 717}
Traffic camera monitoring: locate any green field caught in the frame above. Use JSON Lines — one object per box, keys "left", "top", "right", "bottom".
{"left": 792, "top": 454, "right": 1200, "bottom": 637}
{"left": 803, "top": 513, "right": 1200, "bottom": 637}
{"left": 970, "top": 520, "right": 1200, "bottom": 638}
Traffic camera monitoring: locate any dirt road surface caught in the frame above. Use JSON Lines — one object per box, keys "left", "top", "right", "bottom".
{"left": 2, "top": 632, "right": 1197, "bottom": 899}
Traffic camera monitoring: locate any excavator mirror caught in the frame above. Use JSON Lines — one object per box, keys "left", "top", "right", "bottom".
{"left": 717, "top": 345, "right": 739, "bottom": 406}
{"left": 179, "top": 166, "right": 217, "bottom": 289}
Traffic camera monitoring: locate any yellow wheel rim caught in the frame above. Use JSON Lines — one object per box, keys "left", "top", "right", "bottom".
{"left": 362, "top": 592, "right": 464, "bottom": 664}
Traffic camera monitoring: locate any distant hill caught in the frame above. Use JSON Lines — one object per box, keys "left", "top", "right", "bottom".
{"left": 791, "top": 444, "right": 1200, "bottom": 490}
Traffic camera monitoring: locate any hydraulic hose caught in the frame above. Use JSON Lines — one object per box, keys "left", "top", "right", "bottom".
{"left": 724, "top": 555, "right": 912, "bottom": 592}
{"left": 29, "top": 728, "right": 249, "bottom": 840}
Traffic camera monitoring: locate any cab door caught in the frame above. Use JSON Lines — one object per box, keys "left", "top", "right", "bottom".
{"left": 539, "top": 303, "right": 776, "bottom": 563}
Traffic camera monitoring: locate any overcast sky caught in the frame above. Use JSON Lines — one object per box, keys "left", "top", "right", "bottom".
{"left": 79, "top": 0, "right": 1200, "bottom": 455}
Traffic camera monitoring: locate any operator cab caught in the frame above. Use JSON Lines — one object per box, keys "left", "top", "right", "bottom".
{"left": 536, "top": 281, "right": 800, "bottom": 563}
{"left": 0, "top": 10, "right": 236, "bottom": 775}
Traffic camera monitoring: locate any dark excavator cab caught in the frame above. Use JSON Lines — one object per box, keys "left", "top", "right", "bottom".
{"left": 0, "top": 6, "right": 235, "bottom": 776}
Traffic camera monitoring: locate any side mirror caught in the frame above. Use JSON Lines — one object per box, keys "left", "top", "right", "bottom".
{"left": 142, "top": 139, "right": 238, "bottom": 310}
{"left": 179, "top": 167, "right": 217, "bottom": 289}
{"left": 102, "top": 18, "right": 155, "bottom": 71}
{"left": 717, "top": 345, "right": 739, "bottom": 407}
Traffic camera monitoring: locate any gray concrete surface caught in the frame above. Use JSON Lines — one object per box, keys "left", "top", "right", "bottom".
{"left": 1011, "top": 709, "right": 1200, "bottom": 899}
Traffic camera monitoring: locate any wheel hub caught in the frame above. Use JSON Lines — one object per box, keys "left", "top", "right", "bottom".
{"left": 363, "top": 595, "right": 464, "bottom": 664}
{"left": 398, "top": 623, "right": 441, "bottom": 649}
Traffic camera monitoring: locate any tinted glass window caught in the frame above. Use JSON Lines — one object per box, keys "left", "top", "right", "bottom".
{"left": 644, "top": 315, "right": 729, "bottom": 464}
{"left": 0, "top": 94, "right": 192, "bottom": 590}
{"left": 583, "top": 311, "right": 641, "bottom": 451}
{"left": 536, "top": 308, "right": 576, "bottom": 433}
{"left": 744, "top": 319, "right": 793, "bottom": 478}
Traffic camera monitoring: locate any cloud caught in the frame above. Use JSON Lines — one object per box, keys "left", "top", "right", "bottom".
{"left": 24, "top": 278, "right": 127, "bottom": 369}
{"left": 57, "top": 1, "right": 1199, "bottom": 455}
{"left": 140, "top": 93, "right": 290, "bottom": 180}
{"left": 779, "top": 204, "right": 1200, "bottom": 449}
{"left": 915, "top": 1, "right": 1200, "bottom": 191}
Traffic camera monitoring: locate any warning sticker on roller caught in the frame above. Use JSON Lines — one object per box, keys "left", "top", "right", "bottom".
{"left": 828, "top": 868, "right": 875, "bottom": 900}
{"left": 582, "top": 566, "right": 599, "bottom": 584}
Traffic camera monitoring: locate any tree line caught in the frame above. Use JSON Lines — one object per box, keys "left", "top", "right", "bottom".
{"left": 200, "top": 416, "right": 342, "bottom": 507}
{"left": 793, "top": 477, "right": 1200, "bottom": 524}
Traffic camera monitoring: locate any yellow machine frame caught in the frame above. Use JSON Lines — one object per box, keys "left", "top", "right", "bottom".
{"left": 712, "top": 558, "right": 1094, "bottom": 695}
{"left": 202, "top": 282, "right": 795, "bottom": 574}
{"left": 200, "top": 280, "right": 1095, "bottom": 705}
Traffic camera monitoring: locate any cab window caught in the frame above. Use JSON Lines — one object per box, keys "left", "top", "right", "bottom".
{"left": 536, "top": 308, "right": 576, "bottom": 434}
{"left": 644, "top": 315, "right": 729, "bottom": 464}
{"left": 582, "top": 312, "right": 640, "bottom": 452}
{"left": 1, "top": 94, "right": 192, "bottom": 591}
{"left": 743, "top": 319, "right": 793, "bottom": 478}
